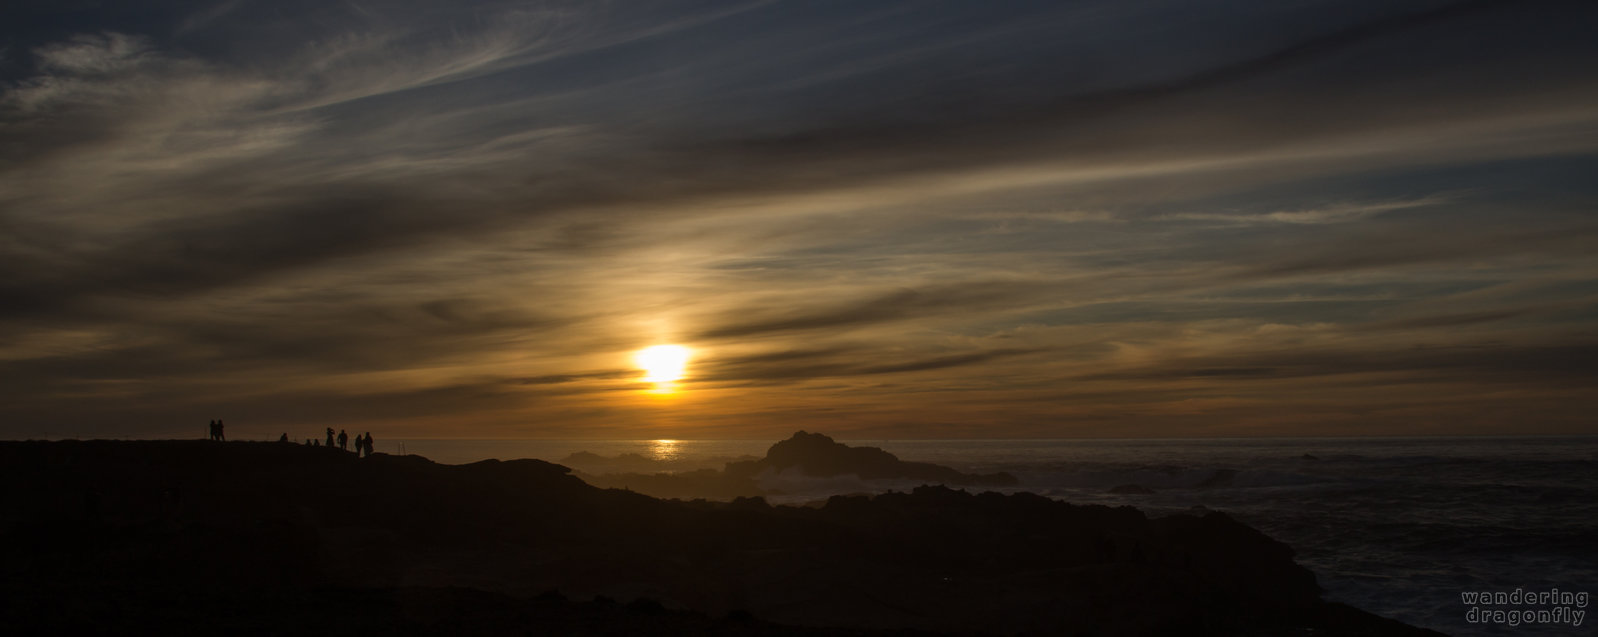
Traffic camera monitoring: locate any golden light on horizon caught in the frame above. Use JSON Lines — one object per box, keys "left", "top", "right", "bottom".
{"left": 636, "top": 345, "right": 692, "bottom": 390}
{"left": 648, "top": 439, "right": 680, "bottom": 461}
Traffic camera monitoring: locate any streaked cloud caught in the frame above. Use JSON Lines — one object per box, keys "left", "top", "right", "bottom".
{"left": 1, "top": 0, "right": 1595, "bottom": 439}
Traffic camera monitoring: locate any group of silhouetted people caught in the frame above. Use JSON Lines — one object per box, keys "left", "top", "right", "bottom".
{"left": 322, "top": 427, "right": 375, "bottom": 457}
{"left": 209, "top": 419, "right": 376, "bottom": 456}
{"left": 351, "top": 430, "right": 375, "bottom": 456}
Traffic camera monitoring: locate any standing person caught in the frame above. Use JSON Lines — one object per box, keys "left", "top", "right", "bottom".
{"left": 216, "top": 420, "right": 225, "bottom": 442}
{"left": 207, "top": 420, "right": 217, "bottom": 441}
{"left": 278, "top": 433, "right": 288, "bottom": 443}
{"left": 363, "top": 432, "right": 374, "bottom": 457}
{"left": 337, "top": 429, "right": 349, "bottom": 451}
{"left": 326, "top": 428, "right": 335, "bottom": 448}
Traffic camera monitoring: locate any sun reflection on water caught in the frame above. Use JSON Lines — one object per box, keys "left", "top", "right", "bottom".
{"left": 648, "top": 439, "right": 680, "bottom": 462}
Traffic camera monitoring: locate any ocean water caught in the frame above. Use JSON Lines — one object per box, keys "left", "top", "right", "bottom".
{"left": 388, "top": 436, "right": 1598, "bottom": 636}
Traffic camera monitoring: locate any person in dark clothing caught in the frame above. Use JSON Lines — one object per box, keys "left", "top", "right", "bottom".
{"left": 326, "top": 427, "right": 335, "bottom": 448}
{"left": 337, "top": 429, "right": 349, "bottom": 451}
{"left": 278, "top": 433, "right": 288, "bottom": 443}
{"left": 207, "top": 420, "right": 218, "bottom": 441}
{"left": 215, "top": 420, "right": 225, "bottom": 442}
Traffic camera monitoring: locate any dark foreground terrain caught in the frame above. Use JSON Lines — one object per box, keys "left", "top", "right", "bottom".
{"left": 0, "top": 438, "right": 1441, "bottom": 636}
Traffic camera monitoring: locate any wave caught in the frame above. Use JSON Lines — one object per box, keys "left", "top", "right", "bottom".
{"left": 1009, "top": 466, "right": 1336, "bottom": 492}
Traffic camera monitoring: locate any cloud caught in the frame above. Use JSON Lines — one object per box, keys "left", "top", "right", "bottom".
{"left": 695, "top": 345, "right": 1039, "bottom": 384}
{"left": 33, "top": 32, "right": 151, "bottom": 75}
{"left": 1355, "top": 310, "right": 1530, "bottom": 331}
{"left": 1159, "top": 195, "right": 1456, "bottom": 225}
{"left": 2, "top": 1, "right": 1596, "bottom": 437}
{"left": 176, "top": 0, "right": 246, "bottom": 36}
{"left": 693, "top": 281, "right": 1053, "bottom": 340}
{"left": 516, "top": 370, "right": 633, "bottom": 386}
{"left": 1077, "top": 342, "right": 1598, "bottom": 385}
{"left": 1241, "top": 220, "right": 1598, "bottom": 278}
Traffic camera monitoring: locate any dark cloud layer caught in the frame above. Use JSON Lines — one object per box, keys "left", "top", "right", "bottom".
{"left": 1, "top": 0, "right": 1596, "bottom": 439}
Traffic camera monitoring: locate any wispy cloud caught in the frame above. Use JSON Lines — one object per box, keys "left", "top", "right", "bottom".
{"left": 1, "top": 0, "right": 1595, "bottom": 438}
{"left": 1160, "top": 195, "right": 1457, "bottom": 225}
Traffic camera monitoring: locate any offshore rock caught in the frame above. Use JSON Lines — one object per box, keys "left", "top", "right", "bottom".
{"left": 726, "top": 431, "right": 1020, "bottom": 487}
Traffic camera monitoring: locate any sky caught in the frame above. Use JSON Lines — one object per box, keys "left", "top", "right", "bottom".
{"left": 2, "top": 0, "right": 1596, "bottom": 441}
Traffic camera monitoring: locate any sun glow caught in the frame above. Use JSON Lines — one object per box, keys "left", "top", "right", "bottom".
{"left": 635, "top": 345, "right": 691, "bottom": 384}
{"left": 648, "top": 439, "right": 680, "bottom": 461}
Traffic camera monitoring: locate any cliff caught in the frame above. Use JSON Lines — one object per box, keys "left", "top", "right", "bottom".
{"left": 0, "top": 439, "right": 1439, "bottom": 636}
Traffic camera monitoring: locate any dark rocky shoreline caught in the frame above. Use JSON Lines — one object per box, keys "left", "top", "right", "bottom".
{"left": 0, "top": 438, "right": 1442, "bottom": 636}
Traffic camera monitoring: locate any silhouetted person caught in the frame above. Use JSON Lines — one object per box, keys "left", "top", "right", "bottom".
{"left": 215, "top": 419, "right": 225, "bottom": 442}
{"left": 326, "top": 427, "right": 335, "bottom": 447}
{"left": 207, "top": 419, "right": 219, "bottom": 441}
{"left": 279, "top": 433, "right": 288, "bottom": 443}
{"left": 338, "top": 429, "right": 349, "bottom": 451}
{"left": 362, "top": 432, "right": 374, "bottom": 457}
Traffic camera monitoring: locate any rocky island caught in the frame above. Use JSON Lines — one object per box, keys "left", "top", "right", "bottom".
{"left": 0, "top": 435, "right": 1440, "bottom": 636}
{"left": 573, "top": 431, "right": 1017, "bottom": 500}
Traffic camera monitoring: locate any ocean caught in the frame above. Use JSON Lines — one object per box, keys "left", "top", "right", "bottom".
{"left": 386, "top": 436, "right": 1598, "bottom": 637}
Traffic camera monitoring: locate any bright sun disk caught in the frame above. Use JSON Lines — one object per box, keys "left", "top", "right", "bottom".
{"left": 636, "top": 345, "right": 691, "bottom": 383}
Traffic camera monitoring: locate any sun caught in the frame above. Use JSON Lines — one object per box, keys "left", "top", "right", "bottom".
{"left": 635, "top": 344, "right": 691, "bottom": 383}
